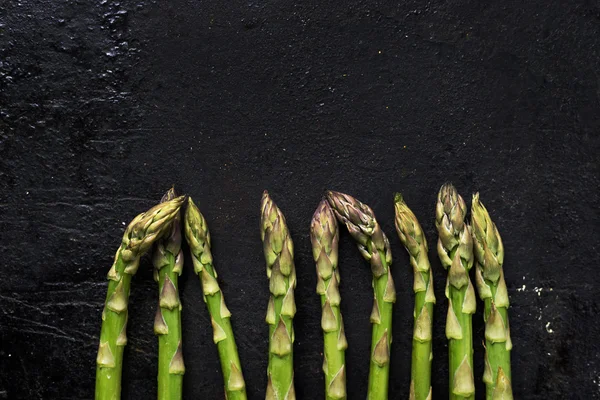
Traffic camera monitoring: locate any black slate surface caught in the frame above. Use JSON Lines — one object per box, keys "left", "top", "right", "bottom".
{"left": 1, "top": 1, "right": 599, "bottom": 399}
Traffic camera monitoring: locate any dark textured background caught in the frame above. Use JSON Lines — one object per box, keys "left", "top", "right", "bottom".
{"left": 1, "top": 1, "right": 599, "bottom": 399}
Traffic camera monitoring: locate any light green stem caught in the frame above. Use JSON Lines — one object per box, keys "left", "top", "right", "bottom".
{"left": 367, "top": 250, "right": 393, "bottom": 400}
{"left": 320, "top": 291, "right": 345, "bottom": 400}
{"left": 185, "top": 197, "right": 246, "bottom": 400}
{"left": 203, "top": 262, "right": 247, "bottom": 400}
{"left": 471, "top": 192, "right": 512, "bottom": 399}
{"left": 268, "top": 293, "right": 294, "bottom": 398}
{"left": 95, "top": 251, "right": 130, "bottom": 400}
{"left": 261, "top": 192, "right": 296, "bottom": 399}
{"left": 448, "top": 249, "right": 475, "bottom": 400}
{"left": 394, "top": 193, "right": 434, "bottom": 400}
{"left": 483, "top": 292, "right": 511, "bottom": 400}
{"left": 156, "top": 251, "right": 184, "bottom": 400}
{"left": 436, "top": 184, "right": 476, "bottom": 400}
{"left": 411, "top": 279, "right": 433, "bottom": 400}
{"left": 312, "top": 198, "right": 346, "bottom": 399}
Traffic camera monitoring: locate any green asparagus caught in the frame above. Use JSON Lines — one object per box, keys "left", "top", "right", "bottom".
{"left": 311, "top": 199, "right": 347, "bottom": 400}
{"left": 153, "top": 188, "right": 185, "bottom": 400}
{"left": 184, "top": 197, "right": 247, "bottom": 400}
{"left": 471, "top": 193, "right": 513, "bottom": 400}
{"left": 95, "top": 195, "right": 185, "bottom": 400}
{"left": 435, "top": 184, "right": 476, "bottom": 400}
{"left": 260, "top": 191, "right": 296, "bottom": 400}
{"left": 326, "top": 191, "right": 395, "bottom": 400}
{"left": 394, "top": 194, "right": 434, "bottom": 400}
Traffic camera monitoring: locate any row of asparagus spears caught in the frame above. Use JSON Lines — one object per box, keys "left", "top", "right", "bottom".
{"left": 95, "top": 184, "right": 512, "bottom": 400}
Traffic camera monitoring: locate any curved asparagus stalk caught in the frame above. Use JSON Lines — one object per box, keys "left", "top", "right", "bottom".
{"left": 435, "top": 184, "right": 476, "bottom": 400}
{"left": 471, "top": 194, "right": 513, "bottom": 400}
{"left": 153, "top": 188, "right": 185, "bottom": 400}
{"left": 394, "top": 194, "right": 434, "bottom": 400}
{"left": 95, "top": 195, "right": 186, "bottom": 400}
{"left": 326, "top": 191, "right": 395, "bottom": 400}
{"left": 310, "top": 199, "right": 347, "bottom": 400}
{"left": 260, "top": 191, "right": 296, "bottom": 400}
{"left": 184, "top": 197, "right": 247, "bottom": 400}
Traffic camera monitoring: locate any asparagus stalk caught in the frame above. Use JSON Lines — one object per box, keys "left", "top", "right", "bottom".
{"left": 260, "top": 191, "right": 296, "bottom": 400}
{"left": 95, "top": 195, "right": 185, "bottom": 400}
{"left": 394, "top": 194, "right": 435, "bottom": 400}
{"left": 435, "top": 184, "right": 476, "bottom": 400}
{"left": 153, "top": 188, "right": 185, "bottom": 400}
{"left": 184, "top": 197, "right": 247, "bottom": 400}
{"left": 326, "top": 191, "right": 395, "bottom": 400}
{"left": 471, "top": 194, "right": 513, "bottom": 400}
{"left": 310, "top": 199, "right": 348, "bottom": 400}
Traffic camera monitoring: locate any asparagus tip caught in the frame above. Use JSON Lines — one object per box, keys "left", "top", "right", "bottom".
{"left": 440, "top": 181, "right": 455, "bottom": 192}
{"left": 393, "top": 192, "right": 404, "bottom": 204}
{"left": 325, "top": 190, "right": 342, "bottom": 202}
{"left": 161, "top": 186, "right": 178, "bottom": 203}
{"left": 261, "top": 190, "right": 273, "bottom": 216}
{"left": 311, "top": 198, "right": 335, "bottom": 226}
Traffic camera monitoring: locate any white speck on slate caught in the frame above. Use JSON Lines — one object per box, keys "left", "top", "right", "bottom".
{"left": 545, "top": 322, "right": 554, "bottom": 334}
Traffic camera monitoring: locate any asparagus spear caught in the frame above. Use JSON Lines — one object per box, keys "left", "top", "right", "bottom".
{"left": 153, "top": 188, "right": 185, "bottom": 400}
{"left": 95, "top": 195, "right": 185, "bottom": 400}
{"left": 326, "top": 191, "right": 395, "bottom": 400}
{"left": 471, "top": 194, "right": 513, "bottom": 400}
{"left": 260, "top": 191, "right": 296, "bottom": 400}
{"left": 394, "top": 194, "right": 435, "bottom": 400}
{"left": 184, "top": 197, "right": 247, "bottom": 400}
{"left": 310, "top": 199, "right": 348, "bottom": 400}
{"left": 435, "top": 184, "right": 476, "bottom": 400}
